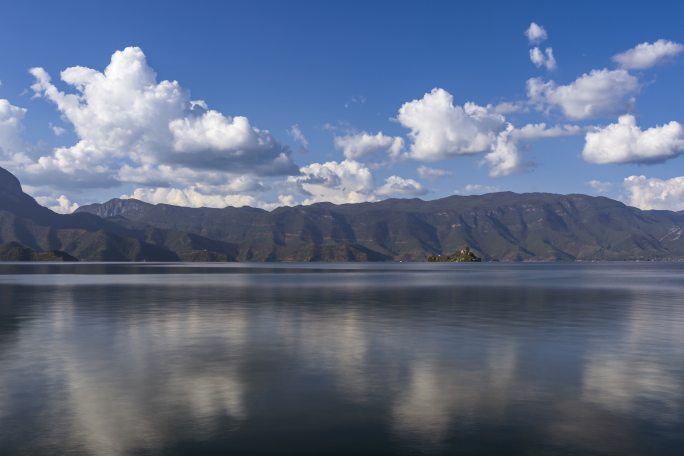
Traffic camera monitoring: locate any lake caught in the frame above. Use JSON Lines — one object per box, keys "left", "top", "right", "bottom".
{"left": 1, "top": 262, "right": 683, "bottom": 455}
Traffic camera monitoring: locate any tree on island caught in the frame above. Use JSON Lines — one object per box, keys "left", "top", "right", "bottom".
{"left": 427, "top": 246, "right": 482, "bottom": 262}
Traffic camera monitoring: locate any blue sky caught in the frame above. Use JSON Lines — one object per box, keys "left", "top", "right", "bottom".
{"left": 1, "top": 0, "right": 683, "bottom": 212}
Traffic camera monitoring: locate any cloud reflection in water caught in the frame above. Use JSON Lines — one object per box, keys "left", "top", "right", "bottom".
{"left": 0, "top": 263, "right": 683, "bottom": 454}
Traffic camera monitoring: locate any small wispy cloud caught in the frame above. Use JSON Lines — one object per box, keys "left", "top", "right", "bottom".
{"left": 289, "top": 124, "right": 309, "bottom": 150}
{"left": 344, "top": 95, "right": 366, "bottom": 108}
{"left": 586, "top": 180, "right": 612, "bottom": 194}
{"left": 455, "top": 184, "right": 500, "bottom": 195}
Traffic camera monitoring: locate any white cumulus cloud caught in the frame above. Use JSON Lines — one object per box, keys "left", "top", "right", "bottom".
{"left": 583, "top": 115, "right": 684, "bottom": 164}
{"left": 613, "top": 39, "right": 684, "bottom": 70}
{"left": 167, "top": 110, "right": 293, "bottom": 175}
{"left": 26, "top": 46, "right": 295, "bottom": 188}
{"left": 484, "top": 123, "right": 582, "bottom": 177}
{"left": 527, "top": 69, "right": 639, "bottom": 119}
{"left": 484, "top": 125, "right": 523, "bottom": 177}
{"left": 289, "top": 160, "right": 376, "bottom": 205}
{"left": 34, "top": 194, "right": 80, "bottom": 214}
{"left": 376, "top": 176, "right": 427, "bottom": 197}
{"left": 525, "top": 22, "right": 548, "bottom": 44}
{"left": 287, "top": 160, "right": 426, "bottom": 204}
{"left": 529, "top": 47, "right": 557, "bottom": 71}
{"left": 115, "top": 164, "right": 269, "bottom": 208}
{"left": 395, "top": 88, "right": 582, "bottom": 177}
{"left": 126, "top": 187, "right": 257, "bottom": 208}
{"left": 334, "top": 131, "right": 404, "bottom": 160}
{"left": 397, "top": 88, "right": 506, "bottom": 161}
{"left": 623, "top": 175, "right": 684, "bottom": 210}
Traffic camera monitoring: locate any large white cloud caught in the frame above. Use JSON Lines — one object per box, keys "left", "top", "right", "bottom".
{"left": 116, "top": 162, "right": 270, "bottom": 208}
{"left": 288, "top": 160, "right": 376, "bottom": 205}
{"left": 7, "top": 39, "right": 681, "bottom": 211}
{"left": 397, "top": 88, "right": 506, "bottom": 161}
{"left": 527, "top": 69, "right": 639, "bottom": 119}
{"left": 26, "top": 47, "right": 296, "bottom": 188}
{"left": 334, "top": 132, "right": 404, "bottom": 160}
{"left": 126, "top": 187, "right": 257, "bottom": 209}
{"left": 613, "top": 39, "right": 684, "bottom": 70}
{"left": 623, "top": 175, "right": 684, "bottom": 211}
{"left": 287, "top": 160, "right": 427, "bottom": 205}
{"left": 583, "top": 115, "right": 684, "bottom": 164}
{"left": 167, "top": 111, "right": 294, "bottom": 175}
{"left": 394, "top": 88, "right": 582, "bottom": 177}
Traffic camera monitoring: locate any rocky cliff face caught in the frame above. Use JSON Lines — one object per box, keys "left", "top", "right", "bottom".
{"left": 79, "top": 198, "right": 155, "bottom": 218}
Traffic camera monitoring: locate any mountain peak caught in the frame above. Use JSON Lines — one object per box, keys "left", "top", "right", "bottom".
{"left": 0, "top": 166, "right": 24, "bottom": 197}
{"left": 4, "top": 164, "right": 684, "bottom": 262}
{"left": 76, "top": 198, "right": 154, "bottom": 218}
{"left": 0, "top": 166, "right": 46, "bottom": 216}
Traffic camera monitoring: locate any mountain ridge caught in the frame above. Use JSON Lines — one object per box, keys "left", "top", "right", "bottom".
{"left": 77, "top": 189, "right": 684, "bottom": 262}
{"left": 2, "top": 166, "right": 684, "bottom": 261}
{"left": 0, "top": 167, "right": 240, "bottom": 261}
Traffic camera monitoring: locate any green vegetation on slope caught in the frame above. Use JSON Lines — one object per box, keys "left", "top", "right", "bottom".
{"left": 78, "top": 193, "right": 684, "bottom": 262}
{"left": 0, "top": 242, "right": 78, "bottom": 261}
{"left": 3, "top": 165, "right": 684, "bottom": 262}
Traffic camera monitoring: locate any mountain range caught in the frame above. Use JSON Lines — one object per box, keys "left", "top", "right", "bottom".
{"left": 1, "top": 166, "right": 683, "bottom": 261}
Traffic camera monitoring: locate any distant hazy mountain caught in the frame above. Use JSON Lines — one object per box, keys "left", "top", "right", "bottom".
{"left": 3, "top": 166, "right": 684, "bottom": 261}
{"left": 79, "top": 189, "right": 684, "bottom": 262}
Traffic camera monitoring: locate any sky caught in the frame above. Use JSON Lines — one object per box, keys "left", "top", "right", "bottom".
{"left": 1, "top": 0, "right": 684, "bottom": 213}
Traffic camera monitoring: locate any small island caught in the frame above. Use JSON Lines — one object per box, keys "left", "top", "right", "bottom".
{"left": 427, "top": 246, "right": 482, "bottom": 262}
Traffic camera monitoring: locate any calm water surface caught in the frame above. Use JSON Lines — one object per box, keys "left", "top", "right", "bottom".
{"left": 1, "top": 262, "right": 683, "bottom": 455}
